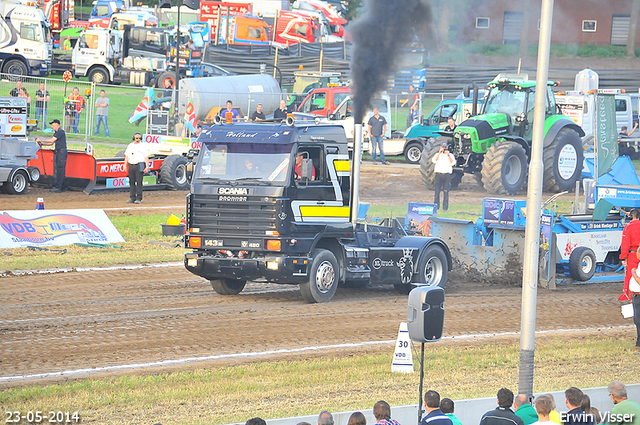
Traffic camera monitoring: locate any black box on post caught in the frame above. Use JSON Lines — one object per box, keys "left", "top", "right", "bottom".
{"left": 407, "top": 286, "right": 444, "bottom": 342}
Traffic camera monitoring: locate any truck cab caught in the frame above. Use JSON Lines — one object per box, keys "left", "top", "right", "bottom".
{"left": 297, "top": 86, "right": 349, "bottom": 117}
{"left": 184, "top": 120, "right": 451, "bottom": 302}
{"left": 89, "top": 0, "right": 125, "bottom": 21}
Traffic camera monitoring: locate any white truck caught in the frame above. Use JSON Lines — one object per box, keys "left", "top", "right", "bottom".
{"left": 72, "top": 27, "right": 167, "bottom": 85}
{"left": 555, "top": 89, "right": 633, "bottom": 137}
{"left": 0, "top": 1, "right": 52, "bottom": 76}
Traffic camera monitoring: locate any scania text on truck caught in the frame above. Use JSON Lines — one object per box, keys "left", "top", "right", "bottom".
{"left": 183, "top": 120, "right": 452, "bottom": 303}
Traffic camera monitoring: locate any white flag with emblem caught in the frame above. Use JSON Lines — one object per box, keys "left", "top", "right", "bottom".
{"left": 391, "top": 322, "right": 414, "bottom": 373}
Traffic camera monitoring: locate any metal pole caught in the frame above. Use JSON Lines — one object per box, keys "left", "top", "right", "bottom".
{"left": 518, "top": 0, "right": 554, "bottom": 397}
{"left": 417, "top": 342, "right": 425, "bottom": 424}
{"left": 350, "top": 123, "right": 363, "bottom": 228}
{"left": 175, "top": 3, "right": 181, "bottom": 124}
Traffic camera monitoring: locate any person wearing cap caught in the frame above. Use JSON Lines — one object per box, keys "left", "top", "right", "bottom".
{"left": 35, "top": 119, "right": 67, "bottom": 193}
{"left": 432, "top": 141, "right": 455, "bottom": 211}
{"left": 124, "top": 132, "right": 150, "bottom": 204}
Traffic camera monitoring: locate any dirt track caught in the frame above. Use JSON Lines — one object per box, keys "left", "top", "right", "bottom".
{"left": 0, "top": 264, "right": 631, "bottom": 387}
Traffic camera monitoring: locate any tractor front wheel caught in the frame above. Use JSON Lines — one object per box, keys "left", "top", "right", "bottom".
{"left": 420, "top": 136, "right": 451, "bottom": 189}
{"left": 481, "top": 141, "right": 528, "bottom": 195}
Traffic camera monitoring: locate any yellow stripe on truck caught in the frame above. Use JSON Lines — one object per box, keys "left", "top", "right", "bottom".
{"left": 333, "top": 160, "right": 350, "bottom": 172}
{"left": 299, "top": 206, "right": 350, "bottom": 218}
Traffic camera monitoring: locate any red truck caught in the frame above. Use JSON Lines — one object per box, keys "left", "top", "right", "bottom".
{"left": 297, "top": 86, "right": 350, "bottom": 117}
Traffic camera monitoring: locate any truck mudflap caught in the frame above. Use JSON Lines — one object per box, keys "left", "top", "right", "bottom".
{"left": 184, "top": 252, "right": 311, "bottom": 284}
{"left": 369, "top": 236, "right": 452, "bottom": 287}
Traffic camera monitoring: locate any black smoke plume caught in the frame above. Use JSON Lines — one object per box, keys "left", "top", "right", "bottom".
{"left": 349, "top": 0, "right": 434, "bottom": 122}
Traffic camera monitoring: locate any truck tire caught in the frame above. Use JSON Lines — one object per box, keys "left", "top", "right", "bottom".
{"left": 568, "top": 247, "right": 596, "bottom": 281}
{"left": 404, "top": 141, "right": 423, "bottom": 164}
{"left": 300, "top": 249, "right": 339, "bottom": 303}
{"left": 419, "top": 140, "right": 444, "bottom": 189}
{"left": 415, "top": 244, "right": 448, "bottom": 288}
{"left": 27, "top": 166, "right": 41, "bottom": 184}
{"left": 159, "top": 155, "right": 189, "bottom": 190}
{"left": 5, "top": 169, "right": 29, "bottom": 195}
{"left": 543, "top": 128, "right": 584, "bottom": 192}
{"left": 481, "top": 140, "right": 527, "bottom": 195}
{"left": 210, "top": 278, "right": 246, "bottom": 295}
{"left": 157, "top": 72, "right": 176, "bottom": 90}
{"left": 3, "top": 59, "right": 28, "bottom": 77}
{"left": 88, "top": 67, "right": 110, "bottom": 84}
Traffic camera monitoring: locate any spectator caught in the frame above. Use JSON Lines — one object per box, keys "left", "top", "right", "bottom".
{"left": 124, "top": 132, "right": 150, "bottom": 204}
{"left": 407, "top": 104, "right": 419, "bottom": 127}
{"left": 531, "top": 395, "right": 554, "bottom": 425}
{"left": 63, "top": 35, "right": 72, "bottom": 50}
{"left": 440, "top": 398, "right": 462, "bottom": 425}
{"left": 588, "top": 408, "right": 601, "bottom": 425}
{"left": 35, "top": 119, "right": 66, "bottom": 193}
{"left": 219, "top": 100, "right": 240, "bottom": 122}
{"left": 245, "top": 418, "right": 266, "bottom": 425}
{"left": 35, "top": 82, "right": 50, "bottom": 130}
{"left": 94, "top": 89, "right": 110, "bottom": 136}
{"left": 619, "top": 124, "right": 639, "bottom": 157}
{"left": 541, "top": 394, "right": 561, "bottom": 425}
{"left": 9, "top": 80, "right": 23, "bottom": 97}
{"left": 18, "top": 87, "right": 31, "bottom": 116}
{"left": 620, "top": 124, "right": 638, "bottom": 138}
{"left": 580, "top": 395, "right": 602, "bottom": 424}
{"left": 514, "top": 394, "right": 539, "bottom": 425}
{"left": 65, "top": 87, "right": 85, "bottom": 133}
{"left": 444, "top": 116, "right": 456, "bottom": 132}
{"left": 367, "top": 107, "right": 389, "bottom": 165}
{"left": 251, "top": 103, "right": 265, "bottom": 121}
{"left": 620, "top": 209, "right": 640, "bottom": 306}
{"left": 317, "top": 410, "right": 334, "bottom": 425}
{"left": 420, "top": 390, "right": 452, "bottom": 425}
{"left": 564, "top": 387, "right": 594, "bottom": 425}
{"left": 402, "top": 84, "right": 419, "bottom": 109}
{"left": 607, "top": 381, "right": 640, "bottom": 425}
{"left": 479, "top": 388, "right": 525, "bottom": 425}
{"left": 373, "top": 400, "right": 401, "bottom": 425}
{"left": 274, "top": 99, "right": 289, "bottom": 120}
{"left": 431, "top": 141, "right": 455, "bottom": 211}
{"left": 348, "top": 412, "right": 366, "bottom": 425}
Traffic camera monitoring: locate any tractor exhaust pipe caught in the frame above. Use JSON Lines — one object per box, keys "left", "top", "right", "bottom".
{"left": 350, "top": 123, "right": 363, "bottom": 228}
{"left": 464, "top": 82, "right": 479, "bottom": 117}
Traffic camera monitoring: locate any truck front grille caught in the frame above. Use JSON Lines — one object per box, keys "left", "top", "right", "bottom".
{"left": 189, "top": 193, "right": 277, "bottom": 236}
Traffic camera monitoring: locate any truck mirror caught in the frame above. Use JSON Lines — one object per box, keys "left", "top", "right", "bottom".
{"left": 300, "top": 158, "right": 313, "bottom": 181}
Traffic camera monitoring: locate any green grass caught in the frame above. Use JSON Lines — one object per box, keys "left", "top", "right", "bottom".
{"left": 67, "top": 142, "right": 126, "bottom": 158}
{"left": 0, "top": 333, "right": 636, "bottom": 425}
{"left": 1, "top": 214, "right": 185, "bottom": 271}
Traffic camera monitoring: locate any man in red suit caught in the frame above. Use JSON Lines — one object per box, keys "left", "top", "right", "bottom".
{"left": 620, "top": 209, "right": 640, "bottom": 301}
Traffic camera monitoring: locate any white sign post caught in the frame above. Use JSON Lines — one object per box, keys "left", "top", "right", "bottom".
{"left": 391, "top": 322, "right": 414, "bottom": 373}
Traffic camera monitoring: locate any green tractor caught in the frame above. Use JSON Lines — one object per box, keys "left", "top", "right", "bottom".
{"left": 420, "top": 74, "right": 585, "bottom": 195}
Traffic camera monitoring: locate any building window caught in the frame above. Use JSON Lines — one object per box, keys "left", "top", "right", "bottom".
{"left": 476, "top": 17, "right": 490, "bottom": 29}
{"left": 582, "top": 20, "right": 597, "bottom": 32}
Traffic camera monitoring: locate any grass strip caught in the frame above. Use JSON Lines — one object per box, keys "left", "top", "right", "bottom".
{"left": 0, "top": 332, "right": 637, "bottom": 425}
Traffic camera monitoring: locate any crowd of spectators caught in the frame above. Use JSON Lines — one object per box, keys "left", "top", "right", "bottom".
{"left": 241, "top": 381, "right": 640, "bottom": 425}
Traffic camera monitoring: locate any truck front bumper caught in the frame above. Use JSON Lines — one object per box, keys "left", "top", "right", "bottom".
{"left": 184, "top": 252, "right": 310, "bottom": 284}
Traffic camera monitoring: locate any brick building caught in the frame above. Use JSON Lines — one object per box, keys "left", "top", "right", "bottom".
{"left": 460, "top": 0, "right": 640, "bottom": 46}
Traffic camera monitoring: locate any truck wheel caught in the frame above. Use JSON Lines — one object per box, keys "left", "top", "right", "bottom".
{"left": 210, "top": 278, "right": 246, "bottom": 295}
{"left": 568, "top": 247, "right": 596, "bottom": 281}
{"left": 27, "top": 166, "right": 41, "bottom": 184}
{"left": 415, "top": 245, "right": 448, "bottom": 288}
{"left": 160, "top": 155, "right": 189, "bottom": 190}
{"left": 3, "top": 59, "right": 28, "bottom": 77}
{"left": 543, "top": 128, "right": 584, "bottom": 192}
{"left": 88, "top": 67, "right": 109, "bottom": 84}
{"left": 157, "top": 72, "right": 176, "bottom": 90}
{"left": 5, "top": 170, "right": 29, "bottom": 195}
{"left": 404, "top": 141, "right": 423, "bottom": 164}
{"left": 300, "top": 249, "right": 339, "bottom": 303}
{"left": 481, "top": 140, "right": 527, "bottom": 195}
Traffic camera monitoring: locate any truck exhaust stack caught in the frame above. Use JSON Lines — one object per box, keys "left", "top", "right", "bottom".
{"left": 350, "top": 122, "right": 363, "bottom": 227}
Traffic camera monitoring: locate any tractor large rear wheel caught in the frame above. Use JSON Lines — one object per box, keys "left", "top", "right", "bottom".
{"left": 481, "top": 140, "right": 528, "bottom": 195}
{"left": 420, "top": 136, "right": 450, "bottom": 189}
{"left": 543, "top": 128, "right": 584, "bottom": 192}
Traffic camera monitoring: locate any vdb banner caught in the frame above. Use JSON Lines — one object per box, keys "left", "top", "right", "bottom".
{"left": 0, "top": 209, "right": 124, "bottom": 248}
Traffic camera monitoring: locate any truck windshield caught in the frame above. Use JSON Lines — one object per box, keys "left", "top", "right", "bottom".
{"left": 195, "top": 143, "right": 293, "bottom": 184}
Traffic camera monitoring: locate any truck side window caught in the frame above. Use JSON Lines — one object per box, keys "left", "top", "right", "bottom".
{"left": 616, "top": 99, "right": 627, "bottom": 112}
{"left": 295, "top": 147, "right": 322, "bottom": 183}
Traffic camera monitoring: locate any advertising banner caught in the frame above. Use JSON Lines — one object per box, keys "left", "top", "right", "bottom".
{"left": 406, "top": 202, "right": 437, "bottom": 236}
{"left": 0, "top": 210, "right": 124, "bottom": 248}
{"left": 595, "top": 93, "right": 618, "bottom": 177}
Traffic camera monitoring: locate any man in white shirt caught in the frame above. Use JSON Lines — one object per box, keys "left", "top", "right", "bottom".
{"left": 124, "top": 132, "right": 150, "bottom": 204}
{"left": 431, "top": 141, "right": 455, "bottom": 211}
